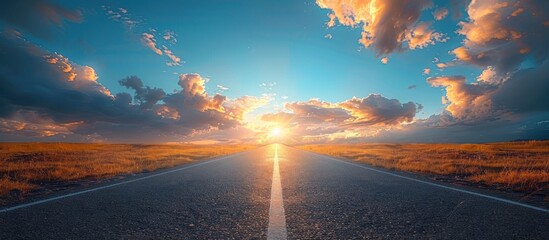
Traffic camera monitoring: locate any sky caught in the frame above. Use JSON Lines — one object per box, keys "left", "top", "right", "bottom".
{"left": 0, "top": 0, "right": 548, "bottom": 144}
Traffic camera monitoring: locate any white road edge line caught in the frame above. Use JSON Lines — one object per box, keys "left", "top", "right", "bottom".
{"left": 313, "top": 152, "right": 549, "bottom": 214}
{"left": 0, "top": 151, "right": 248, "bottom": 214}
{"left": 267, "top": 144, "right": 288, "bottom": 240}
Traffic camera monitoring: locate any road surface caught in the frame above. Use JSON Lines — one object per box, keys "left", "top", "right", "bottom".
{"left": 1, "top": 144, "right": 548, "bottom": 239}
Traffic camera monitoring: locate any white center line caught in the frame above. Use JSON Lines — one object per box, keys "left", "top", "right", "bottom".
{"left": 267, "top": 144, "right": 288, "bottom": 240}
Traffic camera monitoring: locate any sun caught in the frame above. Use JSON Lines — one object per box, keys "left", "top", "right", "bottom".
{"left": 271, "top": 127, "right": 282, "bottom": 137}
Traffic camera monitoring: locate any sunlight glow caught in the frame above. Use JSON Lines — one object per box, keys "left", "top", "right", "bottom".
{"left": 271, "top": 127, "right": 282, "bottom": 137}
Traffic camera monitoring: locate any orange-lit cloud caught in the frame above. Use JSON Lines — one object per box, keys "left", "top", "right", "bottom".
{"left": 427, "top": 76, "right": 495, "bottom": 122}
{"left": 451, "top": 0, "right": 547, "bottom": 73}
{"left": 407, "top": 23, "right": 448, "bottom": 50}
{"left": 256, "top": 94, "right": 421, "bottom": 144}
{"left": 317, "top": 0, "right": 446, "bottom": 55}
{"left": 0, "top": 32, "right": 266, "bottom": 142}
{"left": 142, "top": 32, "right": 163, "bottom": 55}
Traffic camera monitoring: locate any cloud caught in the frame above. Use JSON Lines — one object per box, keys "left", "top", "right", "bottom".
{"left": 423, "top": 0, "right": 549, "bottom": 131}
{"left": 141, "top": 33, "right": 182, "bottom": 66}
{"left": 162, "top": 45, "right": 181, "bottom": 66}
{"left": 163, "top": 31, "right": 177, "bottom": 44}
{"left": 258, "top": 94, "right": 421, "bottom": 143}
{"left": 423, "top": 68, "right": 431, "bottom": 75}
{"left": 286, "top": 99, "right": 353, "bottom": 124}
{"left": 141, "top": 32, "right": 163, "bottom": 55}
{"left": 428, "top": 60, "right": 549, "bottom": 122}
{"left": 119, "top": 76, "right": 166, "bottom": 109}
{"left": 216, "top": 85, "right": 229, "bottom": 93}
{"left": 339, "top": 95, "right": 421, "bottom": 126}
{"left": 103, "top": 6, "right": 182, "bottom": 67}
{"left": 317, "top": 0, "right": 447, "bottom": 55}
{"left": 0, "top": 33, "right": 265, "bottom": 142}
{"left": 224, "top": 96, "right": 271, "bottom": 122}
{"left": 260, "top": 82, "right": 277, "bottom": 89}
{"left": 408, "top": 85, "right": 417, "bottom": 90}
{"left": 476, "top": 66, "right": 502, "bottom": 84}
{"left": 324, "top": 33, "right": 333, "bottom": 39}
{"left": 428, "top": 76, "right": 495, "bottom": 122}
{"left": 372, "top": 111, "right": 549, "bottom": 143}
{"left": 380, "top": 57, "right": 388, "bottom": 64}
{"left": 0, "top": 0, "right": 82, "bottom": 39}
{"left": 407, "top": 22, "right": 448, "bottom": 49}
{"left": 261, "top": 112, "right": 295, "bottom": 123}
{"left": 102, "top": 5, "right": 139, "bottom": 29}
{"left": 433, "top": 8, "right": 449, "bottom": 20}
{"left": 451, "top": 0, "right": 548, "bottom": 74}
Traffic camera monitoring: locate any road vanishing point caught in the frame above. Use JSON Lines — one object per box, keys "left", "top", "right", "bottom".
{"left": 1, "top": 144, "right": 548, "bottom": 239}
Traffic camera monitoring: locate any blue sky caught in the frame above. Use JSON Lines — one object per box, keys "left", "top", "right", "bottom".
{"left": 32, "top": 0, "right": 477, "bottom": 117}
{"left": 0, "top": 0, "right": 547, "bottom": 143}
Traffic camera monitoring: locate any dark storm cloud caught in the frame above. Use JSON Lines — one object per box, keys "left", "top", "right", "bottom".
{"left": 0, "top": 0, "right": 82, "bottom": 39}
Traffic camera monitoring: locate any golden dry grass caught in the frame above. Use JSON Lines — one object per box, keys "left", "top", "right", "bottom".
{"left": 0, "top": 143, "right": 256, "bottom": 201}
{"left": 298, "top": 141, "right": 549, "bottom": 194}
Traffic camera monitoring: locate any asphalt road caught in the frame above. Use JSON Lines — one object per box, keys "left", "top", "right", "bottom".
{"left": 0, "top": 144, "right": 548, "bottom": 239}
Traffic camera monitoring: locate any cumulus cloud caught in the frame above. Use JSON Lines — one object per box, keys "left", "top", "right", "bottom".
{"left": 407, "top": 22, "right": 448, "bottom": 49}
{"left": 425, "top": 0, "right": 549, "bottom": 130}
{"left": 224, "top": 96, "right": 271, "bottom": 122}
{"left": 423, "top": 68, "right": 431, "bottom": 75}
{"left": 428, "top": 60, "right": 549, "bottom": 123}
{"left": 317, "top": 0, "right": 448, "bottom": 55}
{"left": 476, "top": 66, "right": 502, "bottom": 84}
{"left": 451, "top": 0, "right": 548, "bottom": 74}
{"left": 258, "top": 94, "right": 421, "bottom": 143}
{"left": 340, "top": 95, "right": 421, "bottom": 126}
{"left": 428, "top": 76, "right": 496, "bottom": 122}
{"left": 286, "top": 99, "right": 353, "bottom": 124}
{"left": 0, "top": 0, "right": 82, "bottom": 39}
{"left": 119, "top": 76, "right": 165, "bottom": 109}
{"left": 0, "top": 33, "right": 265, "bottom": 142}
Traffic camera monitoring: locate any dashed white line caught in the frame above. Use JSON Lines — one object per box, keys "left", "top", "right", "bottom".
{"left": 267, "top": 144, "right": 288, "bottom": 240}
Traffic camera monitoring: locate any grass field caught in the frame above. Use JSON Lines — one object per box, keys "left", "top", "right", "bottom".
{"left": 298, "top": 141, "right": 549, "bottom": 196}
{"left": 0, "top": 143, "right": 256, "bottom": 203}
